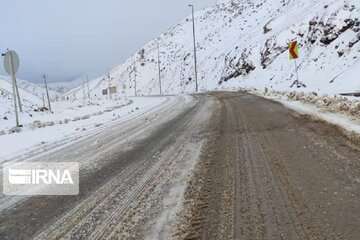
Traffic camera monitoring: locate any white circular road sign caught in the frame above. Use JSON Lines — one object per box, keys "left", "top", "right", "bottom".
{"left": 3, "top": 50, "right": 20, "bottom": 75}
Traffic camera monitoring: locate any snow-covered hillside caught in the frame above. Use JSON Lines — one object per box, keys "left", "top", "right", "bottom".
{"left": 48, "top": 76, "right": 84, "bottom": 94}
{"left": 0, "top": 74, "right": 64, "bottom": 122}
{"left": 85, "top": 0, "right": 360, "bottom": 96}
{"left": 0, "top": 75, "right": 59, "bottom": 100}
{"left": 0, "top": 77, "right": 42, "bottom": 118}
{"left": 63, "top": 76, "right": 112, "bottom": 101}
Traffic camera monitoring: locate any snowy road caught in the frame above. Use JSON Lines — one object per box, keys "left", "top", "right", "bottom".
{"left": 175, "top": 92, "right": 360, "bottom": 240}
{"left": 0, "top": 94, "right": 214, "bottom": 240}
{"left": 1, "top": 92, "right": 360, "bottom": 240}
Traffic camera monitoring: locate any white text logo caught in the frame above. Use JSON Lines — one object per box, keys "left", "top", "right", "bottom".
{"left": 3, "top": 162, "right": 79, "bottom": 196}
{"left": 9, "top": 169, "right": 74, "bottom": 185}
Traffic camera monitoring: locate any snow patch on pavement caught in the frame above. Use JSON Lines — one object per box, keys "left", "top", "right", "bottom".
{"left": 145, "top": 143, "right": 204, "bottom": 240}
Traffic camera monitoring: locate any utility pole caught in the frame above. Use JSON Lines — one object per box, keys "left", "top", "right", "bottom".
{"left": 8, "top": 51, "right": 20, "bottom": 126}
{"left": 107, "top": 73, "right": 112, "bottom": 100}
{"left": 157, "top": 40, "right": 162, "bottom": 95}
{"left": 133, "top": 60, "right": 137, "bottom": 97}
{"left": 86, "top": 75, "right": 91, "bottom": 103}
{"left": 188, "top": 4, "right": 199, "bottom": 93}
{"left": 128, "top": 67, "right": 132, "bottom": 97}
{"left": 82, "top": 78, "right": 86, "bottom": 103}
{"left": 42, "top": 94, "right": 46, "bottom": 108}
{"left": 43, "top": 74, "right": 52, "bottom": 113}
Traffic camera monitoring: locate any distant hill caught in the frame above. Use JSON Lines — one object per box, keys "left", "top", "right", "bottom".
{"left": 48, "top": 77, "right": 84, "bottom": 94}
{"left": 0, "top": 76, "right": 42, "bottom": 117}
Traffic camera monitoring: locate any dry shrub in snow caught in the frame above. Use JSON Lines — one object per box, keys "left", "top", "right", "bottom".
{"left": 349, "top": 102, "right": 360, "bottom": 116}
{"left": 283, "top": 91, "right": 360, "bottom": 119}
{"left": 334, "top": 101, "right": 351, "bottom": 112}
{"left": 31, "top": 120, "right": 43, "bottom": 129}
{"left": 260, "top": 89, "right": 360, "bottom": 120}
{"left": 315, "top": 96, "right": 333, "bottom": 107}
{"left": 287, "top": 91, "right": 297, "bottom": 100}
{"left": 294, "top": 92, "right": 306, "bottom": 101}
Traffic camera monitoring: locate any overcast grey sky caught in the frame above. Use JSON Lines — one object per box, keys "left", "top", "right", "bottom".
{"left": 0, "top": 0, "right": 216, "bottom": 83}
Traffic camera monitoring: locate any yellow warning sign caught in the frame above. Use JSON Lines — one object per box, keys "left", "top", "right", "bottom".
{"left": 289, "top": 41, "right": 299, "bottom": 60}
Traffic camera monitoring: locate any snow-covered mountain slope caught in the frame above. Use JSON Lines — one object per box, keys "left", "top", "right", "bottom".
{"left": 48, "top": 76, "right": 84, "bottom": 94}
{"left": 0, "top": 75, "right": 65, "bottom": 126}
{"left": 0, "top": 76, "right": 42, "bottom": 118}
{"left": 62, "top": 75, "right": 123, "bottom": 101}
{"left": 0, "top": 75, "right": 59, "bottom": 100}
{"left": 0, "top": 75, "right": 129, "bottom": 131}
{"left": 83, "top": 0, "right": 359, "bottom": 96}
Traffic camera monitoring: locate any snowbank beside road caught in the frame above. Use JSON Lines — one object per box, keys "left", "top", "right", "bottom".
{"left": 0, "top": 96, "right": 170, "bottom": 162}
{"left": 0, "top": 99, "right": 130, "bottom": 133}
{"left": 280, "top": 99, "right": 360, "bottom": 136}
{"left": 257, "top": 89, "right": 360, "bottom": 143}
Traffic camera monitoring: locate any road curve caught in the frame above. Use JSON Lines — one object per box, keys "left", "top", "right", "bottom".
{"left": 1, "top": 92, "right": 360, "bottom": 240}
{"left": 175, "top": 92, "right": 360, "bottom": 240}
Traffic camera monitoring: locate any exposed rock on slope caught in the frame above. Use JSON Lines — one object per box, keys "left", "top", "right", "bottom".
{"left": 86, "top": 0, "right": 360, "bottom": 96}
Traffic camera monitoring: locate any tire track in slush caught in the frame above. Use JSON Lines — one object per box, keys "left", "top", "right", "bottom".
{"left": 33, "top": 96, "right": 213, "bottom": 240}
{"left": 174, "top": 92, "right": 360, "bottom": 240}
{"left": 0, "top": 96, "right": 198, "bottom": 240}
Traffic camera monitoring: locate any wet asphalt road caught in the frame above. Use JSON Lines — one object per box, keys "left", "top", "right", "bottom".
{"left": 176, "top": 92, "right": 360, "bottom": 240}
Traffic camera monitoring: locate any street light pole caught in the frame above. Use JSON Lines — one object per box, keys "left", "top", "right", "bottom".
{"left": 188, "top": 4, "right": 199, "bottom": 93}
{"left": 157, "top": 40, "right": 162, "bottom": 95}
{"left": 43, "top": 74, "right": 52, "bottom": 113}
{"left": 86, "top": 75, "right": 91, "bottom": 103}
{"left": 133, "top": 60, "right": 137, "bottom": 97}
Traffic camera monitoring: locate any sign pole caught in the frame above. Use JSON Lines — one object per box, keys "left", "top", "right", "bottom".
{"left": 289, "top": 41, "right": 302, "bottom": 87}
{"left": 14, "top": 76, "right": 22, "bottom": 113}
{"left": 8, "top": 51, "right": 23, "bottom": 113}
{"left": 9, "top": 52, "right": 20, "bottom": 127}
{"left": 294, "top": 59, "right": 299, "bottom": 83}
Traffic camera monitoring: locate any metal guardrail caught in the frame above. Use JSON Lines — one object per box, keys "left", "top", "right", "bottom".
{"left": 340, "top": 92, "right": 360, "bottom": 97}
